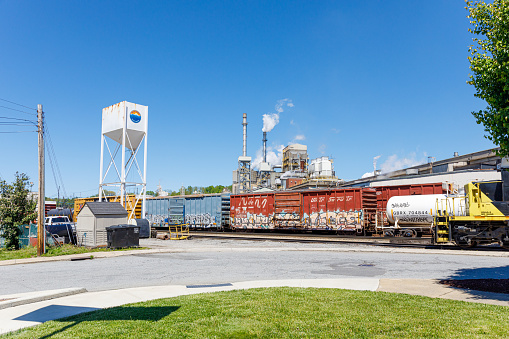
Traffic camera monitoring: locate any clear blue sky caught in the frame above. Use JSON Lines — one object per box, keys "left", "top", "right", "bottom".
{"left": 0, "top": 0, "right": 495, "bottom": 197}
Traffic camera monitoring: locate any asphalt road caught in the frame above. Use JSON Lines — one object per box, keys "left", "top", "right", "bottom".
{"left": 1, "top": 238, "right": 509, "bottom": 295}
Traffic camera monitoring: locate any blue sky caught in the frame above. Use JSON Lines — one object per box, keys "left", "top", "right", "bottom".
{"left": 0, "top": 0, "right": 495, "bottom": 197}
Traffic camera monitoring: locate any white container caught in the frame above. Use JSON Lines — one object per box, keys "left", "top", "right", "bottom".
{"left": 386, "top": 194, "right": 466, "bottom": 226}
{"left": 102, "top": 101, "right": 148, "bottom": 150}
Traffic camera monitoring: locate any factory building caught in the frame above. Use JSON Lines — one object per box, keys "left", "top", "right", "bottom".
{"left": 340, "top": 148, "right": 502, "bottom": 195}
{"left": 230, "top": 107, "right": 500, "bottom": 195}
{"left": 282, "top": 144, "right": 308, "bottom": 172}
{"left": 285, "top": 156, "right": 342, "bottom": 190}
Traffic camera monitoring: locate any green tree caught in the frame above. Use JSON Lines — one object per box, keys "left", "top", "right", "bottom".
{"left": 466, "top": 0, "right": 509, "bottom": 156}
{"left": 0, "top": 173, "right": 37, "bottom": 250}
{"left": 146, "top": 190, "right": 156, "bottom": 197}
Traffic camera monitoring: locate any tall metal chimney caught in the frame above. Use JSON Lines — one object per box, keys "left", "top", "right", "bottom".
{"left": 242, "top": 113, "right": 247, "bottom": 157}
{"left": 263, "top": 131, "right": 267, "bottom": 163}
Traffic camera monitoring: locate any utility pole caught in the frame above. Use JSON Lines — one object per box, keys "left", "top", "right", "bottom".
{"left": 37, "top": 104, "right": 45, "bottom": 256}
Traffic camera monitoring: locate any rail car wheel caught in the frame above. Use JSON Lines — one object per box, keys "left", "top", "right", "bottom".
{"left": 384, "top": 230, "right": 395, "bottom": 237}
{"left": 454, "top": 235, "right": 477, "bottom": 249}
{"left": 402, "top": 229, "right": 417, "bottom": 238}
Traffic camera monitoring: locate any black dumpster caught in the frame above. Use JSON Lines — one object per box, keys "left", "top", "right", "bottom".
{"left": 131, "top": 219, "right": 150, "bottom": 238}
{"left": 106, "top": 225, "right": 140, "bottom": 249}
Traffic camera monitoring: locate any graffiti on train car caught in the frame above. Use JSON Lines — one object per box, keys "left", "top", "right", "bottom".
{"left": 303, "top": 210, "right": 363, "bottom": 231}
{"left": 275, "top": 211, "right": 301, "bottom": 228}
{"left": 168, "top": 216, "right": 184, "bottom": 225}
{"left": 147, "top": 214, "right": 165, "bottom": 225}
{"left": 232, "top": 212, "right": 272, "bottom": 229}
{"left": 185, "top": 213, "right": 216, "bottom": 227}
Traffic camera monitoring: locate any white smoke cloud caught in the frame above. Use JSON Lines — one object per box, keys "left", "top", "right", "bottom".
{"left": 331, "top": 128, "right": 340, "bottom": 134}
{"left": 380, "top": 153, "right": 425, "bottom": 173}
{"left": 373, "top": 155, "right": 381, "bottom": 171}
{"left": 362, "top": 172, "right": 375, "bottom": 178}
{"left": 262, "top": 113, "right": 279, "bottom": 133}
{"left": 361, "top": 153, "right": 426, "bottom": 178}
{"left": 262, "top": 98, "right": 294, "bottom": 132}
{"left": 318, "top": 144, "right": 327, "bottom": 154}
{"left": 294, "top": 134, "right": 305, "bottom": 141}
{"left": 252, "top": 144, "right": 285, "bottom": 170}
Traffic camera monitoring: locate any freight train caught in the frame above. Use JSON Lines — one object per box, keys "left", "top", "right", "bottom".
{"left": 146, "top": 193, "right": 231, "bottom": 230}
{"left": 142, "top": 180, "right": 508, "bottom": 249}
{"left": 145, "top": 183, "right": 447, "bottom": 234}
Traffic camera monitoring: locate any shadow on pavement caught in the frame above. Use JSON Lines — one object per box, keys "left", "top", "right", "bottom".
{"left": 15, "top": 305, "right": 179, "bottom": 338}
{"left": 445, "top": 265, "right": 509, "bottom": 280}
{"left": 440, "top": 265, "right": 509, "bottom": 300}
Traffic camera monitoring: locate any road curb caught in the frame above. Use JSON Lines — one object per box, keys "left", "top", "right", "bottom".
{"left": 0, "top": 287, "right": 87, "bottom": 310}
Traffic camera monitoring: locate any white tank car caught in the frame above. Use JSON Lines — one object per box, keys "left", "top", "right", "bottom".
{"left": 386, "top": 194, "right": 466, "bottom": 226}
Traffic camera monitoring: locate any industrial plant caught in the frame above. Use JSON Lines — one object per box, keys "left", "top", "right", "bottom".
{"left": 232, "top": 113, "right": 340, "bottom": 193}
{"left": 11, "top": 104, "right": 509, "bottom": 251}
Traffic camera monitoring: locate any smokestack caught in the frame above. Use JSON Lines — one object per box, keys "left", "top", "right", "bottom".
{"left": 242, "top": 113, "right": 247, "bottom": 157}
{"left": 263, "top": 131, "right": 267, "bottom": 163}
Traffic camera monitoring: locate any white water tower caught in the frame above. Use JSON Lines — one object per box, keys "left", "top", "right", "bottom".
{"left": 99, "top": 101, "right": 148, "bottom": 220}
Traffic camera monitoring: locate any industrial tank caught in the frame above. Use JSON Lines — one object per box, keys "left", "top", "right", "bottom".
{"left": 386, "top": 194, "right": 466, "bottom": 226}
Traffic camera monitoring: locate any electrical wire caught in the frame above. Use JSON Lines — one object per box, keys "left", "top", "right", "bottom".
{"left": 0, "top": 116, "right": 37, "bottom": 133}
{"left": 0, "top": 116, "right": 37, "bottom": 124}
{"left": 0, "top": 105, "right": 37, "bottom": 116}
{"left": 0, "top": 98, "right": 37, "bottom": 111}
{"left": 44, "top": 122, "right": 67, "bottom": 199}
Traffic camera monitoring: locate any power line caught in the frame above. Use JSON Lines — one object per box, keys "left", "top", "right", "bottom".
{"left": 0, "top": 131, "right": 37, "bottom": 133}
{"left": 0, "top": 116, "right": 37, "bottom": 124}
{"left": 44, "top": 122, "right": 67, "bottom": 199}
{"left": 0, "top": 116, "right": 37, "bottom": 133}
{"left": 0, "top": 98, "right": 37, "bottom": 111}
{"left": 0, "top": 105, "right": 38, "bottom": 116}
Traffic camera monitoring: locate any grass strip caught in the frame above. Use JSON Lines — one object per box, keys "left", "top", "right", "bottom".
{"left": 0, "top": 244, "right": 144, "bottom": 261}
{"left": 3, "top": 287, "right": 509, "bottom": 338}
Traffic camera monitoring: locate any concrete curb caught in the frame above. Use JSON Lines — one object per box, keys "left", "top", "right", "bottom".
{"left": 0, "top": 288, "right": 87, "bottom": 310}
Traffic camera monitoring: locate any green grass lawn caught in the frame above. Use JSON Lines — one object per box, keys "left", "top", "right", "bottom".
{"left": 3, "top": 287, "right": 509, "bottom": 338}
{"left": 0, "top": 244, "right": 143, "bottom": 261}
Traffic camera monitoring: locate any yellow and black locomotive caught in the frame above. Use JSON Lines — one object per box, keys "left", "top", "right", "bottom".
{"left": 435, "top": 170, "right": 509, "bottom": 249}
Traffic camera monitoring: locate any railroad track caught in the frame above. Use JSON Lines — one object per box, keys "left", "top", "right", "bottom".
{"left": 187, "top": 231, "right": 508, "bottom": 252}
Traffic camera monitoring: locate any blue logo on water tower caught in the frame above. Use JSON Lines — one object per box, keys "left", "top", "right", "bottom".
{"left": 130, "top": 110, "right": 141, "bottom": 123}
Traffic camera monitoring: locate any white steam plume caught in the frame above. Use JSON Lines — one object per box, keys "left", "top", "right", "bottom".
{"left": 362, "top": 152, "right": 426, "bottom": 178}
{"left": 252, "top": 144, "right": 285, "bottom": 169}
{"left": 380, "top": 153, "right": 425, "bottom": 173}
{"left": 262, "top": 113, "right": 279, "bottom": 133}
{"left": 373, "top": 155, "right": 381, "bottom": 172}
{"left": 262, "top": 98, "right": 293, "bottom": 132}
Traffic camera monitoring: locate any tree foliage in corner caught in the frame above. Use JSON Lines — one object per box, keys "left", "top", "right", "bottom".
{"left": 0, "top": 173, "right": 37, "bottom": 250}
{"left": 467, "top": 0, "right": 509, "bottom": 156}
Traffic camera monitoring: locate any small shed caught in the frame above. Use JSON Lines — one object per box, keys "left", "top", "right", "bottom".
{"left": 76, "top": 202, "right": 128, "bottom": 247}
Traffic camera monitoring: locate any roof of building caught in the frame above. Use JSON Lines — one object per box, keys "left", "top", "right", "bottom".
{"left": 341, "top": 147, "right": 501, "bottom": 187}
{"left": 284, "top": 143, "right": 307, "bottom": 151}
{"left": 83, "top": 202, "right": 128, "bottom": 216}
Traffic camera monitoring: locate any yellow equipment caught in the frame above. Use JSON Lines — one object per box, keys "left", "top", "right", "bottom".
{"left": 434, "top": 176, "right": 509, "bottom": 249}
{"left": 74, "top": 195, "right": 142, "bottom": 222}
{"left": 169, "top": 223, "right": 190, "bottom": 240}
